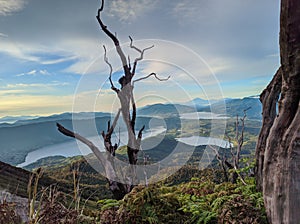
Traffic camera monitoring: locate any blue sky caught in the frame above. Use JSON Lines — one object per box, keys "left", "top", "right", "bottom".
{"left": 0, "top": 0, "right": 280, "bottom": 117}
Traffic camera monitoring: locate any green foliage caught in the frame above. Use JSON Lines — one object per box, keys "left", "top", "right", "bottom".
{"left": 97, "top": 199, "right": 120, "bottom": 212}
{"left": 177, "top": 178, "right": 267, "bottom": 224}
{"left": 98, "top": 173, "right": 267, "bottom": 224}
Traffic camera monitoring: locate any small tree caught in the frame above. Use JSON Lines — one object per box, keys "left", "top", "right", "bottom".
{"left": 209, "top": 110, "right": 249, "bottom": 185}
{"left": 57, "top": 0, "right": 169, "bottom": 200}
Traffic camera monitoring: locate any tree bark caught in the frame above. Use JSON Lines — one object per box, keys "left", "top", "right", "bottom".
{"left": 255, "top": 0, "right": 300, "bottom": 223}
{"left": 255, "top": 68, "right": 282, "bottom": 191}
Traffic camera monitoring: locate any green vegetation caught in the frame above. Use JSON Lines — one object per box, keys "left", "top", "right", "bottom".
{"left": 98, "top": 175, "right": 267, "bottom": 223}
{"left": 0, "top": 111, "right": 264, "bottom": 223}
{"left": 0, "top": 155, "right": 266, "bottom": 223}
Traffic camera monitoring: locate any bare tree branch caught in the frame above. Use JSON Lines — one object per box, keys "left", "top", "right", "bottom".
{"left": 128, "top": 55, "right": 131, "bottom": 71}
{"left": 103, "top": 45, "right": 119, "bottom": 93}
{"left": 130, "top": 94, "right": 136, "bottom": 134}
{"left": 133, "top": 72, "right": 170, "bottom": 84}
{"left": 56, "top": 123, "right": 104, "bottom": 163}
{"left": 96, "top": 0, "right": 130, "bottom": 75}
{"left": 129, "top": 36, "right": 154, "bottom": 75}
{"left": 108, "top": 109, "right": 121, "bottom": 136}
{"left": 102, "top": 109, "right": 121, "bottom": 156}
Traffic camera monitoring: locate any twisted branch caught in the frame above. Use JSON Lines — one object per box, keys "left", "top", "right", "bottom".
{"left": 97, "top": 0, "right": 129, "bottom": 75}
{"left": 129, "top": 36, "right": 154, "bottom": 75}
{"left": 103, "top": 45, "right": 119, "bottom": 93}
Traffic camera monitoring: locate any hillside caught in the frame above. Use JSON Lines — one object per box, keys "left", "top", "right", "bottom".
{"left": 138, "top": 103, "right": 195, "bottom": 117}
{"left": 199, "top": 97, "right": 262, "bottom": 120}
{"left": 0, "top": 160, "right": 54, "bottom": 198}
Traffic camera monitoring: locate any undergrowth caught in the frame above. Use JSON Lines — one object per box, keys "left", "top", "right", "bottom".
{"left": 99, "top": 177, "right": 267, "bottom": 224}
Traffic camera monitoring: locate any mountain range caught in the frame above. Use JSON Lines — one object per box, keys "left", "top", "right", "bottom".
{"left": 138, "top": 96, "right": 262, "bottom": 119}
{"left": 0, "top": 96, "right": 261, "bottom": 166}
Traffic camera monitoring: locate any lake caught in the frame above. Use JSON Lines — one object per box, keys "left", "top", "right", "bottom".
{"left": 176, "top": 136, "right": 231, "bottom": 148}
{"left": 180, "top": 112, "right": 229, "bottom": 120}
{"left": 18, "top": 126, "right": 166, "bottom": 167}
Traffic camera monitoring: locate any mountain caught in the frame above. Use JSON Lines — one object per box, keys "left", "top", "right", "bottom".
{"left": 0, "top": 113, "right": 115, "bottom": 165}
{"left": 185, "top": 98, "right": 220, "bottom": 108}
{"left": 138, "top": 103, "right": 195, "bottom": 117}
{"left": 212, "top": 97, "right": 262, "bottom": 119}
{"left": 0, "top": 113, "right": 162, "bottom": 165}
{"left": 0, "top": 115, "right": 39, "bottom": 124}
{"left": 193, "top": 96, "right": 262, "bottom": 120}
{"left": 0, "top": 96, "right": 261, "bottom": 165}
{"left": 0, "top": 112, "right": 111, "bottom": 128}
{"left": 139, "top": 96, "right": 262, "bottom": 120}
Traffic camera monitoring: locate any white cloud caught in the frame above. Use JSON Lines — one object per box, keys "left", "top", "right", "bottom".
{"left": 0, "top": 40, "right": 40, "bottom": 62}
{"left": 3, "top": 82, "right": 69, "bottom": 90}
{"left": 0, "top": 0, "right": 27, "bottom": 16}
{"left": 16, "top": 69, "right": 51, "bottom": 77}
{"left": 42, "top": 55, "right": 78, "bottom": 65}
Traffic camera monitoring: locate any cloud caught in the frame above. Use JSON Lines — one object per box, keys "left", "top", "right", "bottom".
{"left": 108, "top": 0, "right": 158, "bottom": 22}
{"left": 0, "top": 0, "right": 27, "bottom": 16}
{"left": 0, "top": 89, "right": 25, "bottom": 95}
{"left": 41, "top": 55, "right": 78, "bottom": 65}
{"left": 4, "top": 82, "right": 69, "bottom": 89}
{"left": 0, "top": 0, "right": 281, "bottom": 116}
{"left": 16, "top": 69, "right": 51, "bottom": 77}
{"left": 0, "top": 32, "right": 8, "bottom": 37}
{"left": 0, "top": 40, "right": 40, "bottom": 62}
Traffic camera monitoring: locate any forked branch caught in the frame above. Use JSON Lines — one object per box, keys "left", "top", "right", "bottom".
{"left": 133, "top": 72, "right": 170, "bottom": 84}
{"left": 129, "top": 36, "right": 154, "bottom": 75}
{"left": 107, "top": 109, "right": 121, "bottom": 136}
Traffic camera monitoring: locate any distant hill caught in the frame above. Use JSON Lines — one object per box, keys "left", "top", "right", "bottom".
{"left": 0, "top": 115, "right": 39, "bottom": 124}
{"left": 0, "top": 96, "right": 262, "bottom": 165}
{"left": 138, "top": 96, "right": 262, "bottom": 120}
{"left": 209, "top": 97, "right": 262, "bottom": 119}
{"left": 190, "top": 96, "right": 262, "bottom": 120}
{"left": 0, "top": 113, "right": 161, "bottom": 165}
{"left": 185, "top": 98, "right": 220, "bottom": 108}
{"left": 0, "top": 112, "right": 110, "bottom": 128}
{"left": 0, "top": 112, "right": 116, "bottom": 165}
{"left": 138, "top": 103, "right": 195, "bottom": 117}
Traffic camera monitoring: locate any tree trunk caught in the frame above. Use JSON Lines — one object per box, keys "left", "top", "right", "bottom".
{"left": 255, "top": 68, "right": 282, "bottom": 191}
{"left": 255, "top": 0, "right": 300, "bottom": 223}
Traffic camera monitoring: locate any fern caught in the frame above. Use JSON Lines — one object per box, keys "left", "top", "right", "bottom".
{"left": 196, "top": 210, "right": 217, "bottom": 224}
{"left": 97, "top": 199, "right": 120, "bottom": 211}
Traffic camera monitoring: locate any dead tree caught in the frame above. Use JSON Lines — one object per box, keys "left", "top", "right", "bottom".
{"left": 56, "top": 0, "right": 169, "bottom": 200}
{"left": 209, "top": 109, "right": 249, "bottom": 185}
{"left": 255, "top": 0, "right": 300, "bottom": 223}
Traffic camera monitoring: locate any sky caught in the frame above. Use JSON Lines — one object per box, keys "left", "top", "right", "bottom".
{"left": 0, "top": 0, "right": 281, "bottom": 117}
